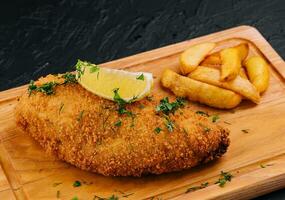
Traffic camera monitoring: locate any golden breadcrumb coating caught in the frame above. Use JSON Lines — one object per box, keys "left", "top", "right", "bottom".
{"left": 15, "top": 75, "right": 230, "bottom": 176}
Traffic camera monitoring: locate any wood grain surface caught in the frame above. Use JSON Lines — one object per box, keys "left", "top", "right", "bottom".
{"left": 0, "top": 26, "right": 285, "bottom": 200}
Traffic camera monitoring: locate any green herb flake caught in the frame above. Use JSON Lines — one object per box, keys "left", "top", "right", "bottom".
{"left": 73, "top": 180, "right": 82, "bottom": 187}
{"left": 122, "top": 193, "right": 134, "bottom": 198}
{"left": 114, "top": 120, "right": 122, "bottom": 127}
{"left": 195, "top": 111, "right": 209, "bottom": 117}
{"left": 53, "top": 182, "right": 62, "bottom": 187}
{"left": 56, "top": 190, "right": 60, "bottom": 198}
{"left": 185, "top": 182, "right": 209, "bottom": 193}
{"left": 241, "top": 129, "right": 249, "bottom": 133}
{"left": 30, "top": 82, "right": 57, "bottom": 95}
{"left": 75, "top": 59, "right": 86, "bottom": 79}
{"left": 71, "top": 197, "right": 79, "bottom": 200}
{"left": 77, "top": 110, "right": 85, "bottom": 122}
{"left": 164, "top": 115, "right": 174, "bottom": 132}
{"left": 113, "top": 88, "right": 133, "bottom": 116}
{"left": 260, "top": 164, "right": 266, "bottom": 168}
{"left": 211, "top": 115, "right": 220, "bottom": 123}
{"left": 89, "top": 65, "right": 100, "bottom": 73}
{"left": 199, "top": 123, "right": 211, "bottom": 133}
{"left": 59, "top": 103, "right": 64, "bottom": 114}
{"left": 108, "top": 195, "right": 119, "bottom": 200}
{"left": 28, "top": 80, "right": 37, "bottom": 96}
{"left": 154, "top": 127, "right": 162, "bottom": 134}
{"left": 136, "top": 74, "right": 144, "bottom": 81}
{"left": 260, "top": 163, "right": 274, "bottom": 168}
{"left": 146, "top": 95, "right": 153, "bottom": 101}
{"left": 62, "top": 72, "right": 77, "bottom": 84}
{"left": 156, "top": 97, "right": 186, "bottom": 115}
{"left": 215, "top": 171, "right": 233, "bottom": 187}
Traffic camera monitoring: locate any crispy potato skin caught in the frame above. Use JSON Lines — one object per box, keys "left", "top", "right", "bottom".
{"left": 161, "top": 69, "right": 242, "bottom": 109}
{"left": 220, "top": 48, "right": 242, "bottom": 81}
{"left": 235, "top": 43, "right": 249, "bottom": 61}
{"left": 180, "top": 42, "right": 216, "bottom": 75}
{"left": 189, "top": 66, "right": 260, "bottom": 103}
{"left": 15, "top": 75, "right": 230, "bottom": 177}
{"left": 239, "top": 67, "right": 248, "bottom": 79}
{"left": 244, "top": 56, "right": 270, "bottom": 93}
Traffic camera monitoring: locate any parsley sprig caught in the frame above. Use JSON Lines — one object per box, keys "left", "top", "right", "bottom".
{"left": 28, "top": 72, "right": 77, "bottom": 96}
{"left": 186, "top": 182, "right": 209, "bottom": 193}
{"left": 113, "top": 88, "right": 137, "bottom": 127}
{"left": 136, "top": 73, "right": 144, "bottom": 80}
{"left": 113, "top": 88, "right": 136, "bottom": 116}
{"left": 155, "top": 97, "right": 186, "bottom": 132}
{"left": 28, "top": 80, "right": 57, "bottom": 95}
{"left": 215, "top": 171, "right": 233, "bottom": 187}
{"left": 156, "top": 97, "right": 186, "bottom": 115}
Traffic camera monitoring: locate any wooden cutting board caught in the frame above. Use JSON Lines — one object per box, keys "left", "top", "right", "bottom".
{"left": 0, "top": 25, "right": 285, "bottom": 200}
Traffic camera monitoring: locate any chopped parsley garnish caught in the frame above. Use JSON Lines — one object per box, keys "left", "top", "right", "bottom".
{"left": 164, "top": 115, "right": 174, "bottom": 132}
{"left": 61, "top": 72, "right": 77, "bottom": 84}
{"left": 89, "top": 65, "right": 100, "bottom": 73}
{"left": 89, "top": 64, "right": 100, "bottom": 79}
{"left": 215, "top": 171, "right": 233, "bottom": 187}
{"left": 93, "top": 194, "right": 119, "bottom": 200}
{"left": 211, "top": 115, "right": 220, "bottom": 123}
{"left": 28, "top": 72, "right": 78, "bottom": 96}
{"left": 114, "top": 120, "right": 122, "bottom": 127}
{"left": 73, "top": 180, "right": 82, "bottom": 187}
{"left": 71, "top": 197, "right": 79, "bottom": 200}
{"left": 241, "top": 129, "right": 249, "bottom": 133}
{"left": 146, "top": 95, "right": 153, "bottom": 101}
{"left": 113, "top": 88, "right": 133, "bottom": 116}
{"left": 136, "top": 74, "right": 144, "bottom": 80}
{"left": 28, "top": 80, "right": 37, "bottom": 96}
{"left": 195, "top": 111, "right": 209, "bottom": 117}
{"left": 199, "top": 123, "right": 211, "bottom": 133}
{"left": 260, "top": 163, "right": 273, "bottom": 168}
{"left": 122, "top": 193, "right": 134, "bottom": 198}
{"left": 53, "top": 182, "right": 62, "bottom": 187}
{"left": 56, "top": 190, "right": 60, "bottom": 198}
{"left": 185, "top": 182, "right": 209, "bottom": 193}
{"left": 224, "top": 121, "right": 231, "bottom": 125}
{"left": 156, "top": 97, "right": 186, "bottom": 115}
{"left": 113, "top": 88, "right": 137, "bottom": 127}
{"left": 154, "top": 127, "right": 162, "bottom": 134}
{"left": 77, "top": 110, "right": 84, "bottom": 122}
{"left": 59, "top": 103, "right": 64, "bottom": 114}
{"left": 75, "top": 59, "right": 86, "bottom": 79}
{"left": 28, "top": 80, "right": 58, "bottom": 96}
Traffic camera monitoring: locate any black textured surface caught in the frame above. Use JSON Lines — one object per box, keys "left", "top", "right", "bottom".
{"left": 0, "top": 0, "right": 284, "bottom": 199}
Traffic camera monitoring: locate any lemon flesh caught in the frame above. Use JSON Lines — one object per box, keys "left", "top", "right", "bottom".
{"left": 76, "top": 60, "right": 153, "bottom": 101}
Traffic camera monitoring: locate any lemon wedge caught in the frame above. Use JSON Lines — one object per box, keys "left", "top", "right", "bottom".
{"left": 75, "top": 60, "right": 153, "bottom": 101}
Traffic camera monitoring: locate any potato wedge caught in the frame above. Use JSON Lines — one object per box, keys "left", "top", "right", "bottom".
{"left": 239, "top": 67, "right": 248, "bottom": 79}
{"left": 180, "top": 42, "right": 216, "bottom": 75}
{"left": 200, "top": 43, "right": 248, "bottom": 68}
{"left": 235, "top": 43, "right": 249, "bottom": 61}
{"left": 220, "top": 47, "right": 242, "bottom": 81}
{"left": 200, "top": 52, "right": 221, "bottom": 66}
{"left": 189, "top": 66, "right": 260, "bottom": 103}
{"left": 244, "top": 56, "right": 270, "bottom": 93}
{"left": 161, "top": 69, "right": 242, "bottom": 109}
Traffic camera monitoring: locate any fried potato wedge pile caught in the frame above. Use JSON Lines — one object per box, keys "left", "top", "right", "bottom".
{"left": 161, "top": 42, "right": 270, "bottom": 109}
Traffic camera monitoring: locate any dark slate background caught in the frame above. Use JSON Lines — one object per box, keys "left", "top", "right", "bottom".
{"left": 0, "top": 0, "right": 284, "bottom": 199}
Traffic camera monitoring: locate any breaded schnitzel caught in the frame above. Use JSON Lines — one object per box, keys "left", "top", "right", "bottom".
{"left": 15, "top": 74, "right": 229, "bottom": 176}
